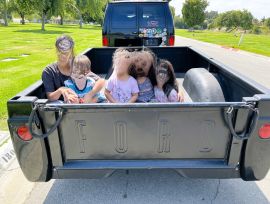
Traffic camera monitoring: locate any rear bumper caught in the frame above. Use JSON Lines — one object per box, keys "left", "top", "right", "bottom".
{"left": 52, "top": 159, "right": 240, "bottom": 179}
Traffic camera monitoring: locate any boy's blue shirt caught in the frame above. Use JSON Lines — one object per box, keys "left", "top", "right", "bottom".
{"left": 64, "top": 77, "right": 106, "bottom": 102}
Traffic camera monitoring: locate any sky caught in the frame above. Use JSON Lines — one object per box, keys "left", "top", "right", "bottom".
{"left": 170, "top": 0, "right": 270, "bottom": 19}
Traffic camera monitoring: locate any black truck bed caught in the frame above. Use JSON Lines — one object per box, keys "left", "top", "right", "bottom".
{"left": 7, "top": 47, "right": 270, "bottom": 182}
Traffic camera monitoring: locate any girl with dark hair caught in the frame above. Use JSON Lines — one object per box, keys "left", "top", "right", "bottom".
{"left": 154, "top": 59, "right": 179, "bottom": 102}
{"left": 131, "top": 48, "right": 184, "bottom": 103}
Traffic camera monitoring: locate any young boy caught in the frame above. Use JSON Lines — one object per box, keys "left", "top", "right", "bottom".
{"left": 64, "top": 55, "right": 106, "bottom": 103}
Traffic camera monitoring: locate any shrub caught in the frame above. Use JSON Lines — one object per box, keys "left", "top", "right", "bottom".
{"left": 252, "top": 26, "right": 262, "bottom": 34}
{"left": 193, "top": 25, "right": 202, "bottom": 30}
{"left": 174, "top": 16, "right": 188, "bottom": 29}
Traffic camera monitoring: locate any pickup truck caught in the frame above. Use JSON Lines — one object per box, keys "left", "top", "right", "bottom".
{"left": 7, "top": 46, "right": 270, "bottom": 182}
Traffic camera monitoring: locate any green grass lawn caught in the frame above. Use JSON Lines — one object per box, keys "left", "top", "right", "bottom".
{"left": 0, "top": 23, "right": 102, "bottom": 130}
{"left": 176, "top": 29, "right": 270, "bottom": 57}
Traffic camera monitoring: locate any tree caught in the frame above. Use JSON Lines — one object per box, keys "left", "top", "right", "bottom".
{"left": 205, "top": 11, "right": 218, "bottom": 20}
{"left": 174, "top": 16, "right": 188, "bottom": 29}
{"left": 55, "top": 0, "right": 76, "bottom": 25}
{"left": 75, "top": 0, "right": 107, "bottom": 28}
{"left": 214, "top": 10, "right": 253, "bottom": 32}
{"left": 252, "top": 18, "right": 260, "bottom": 26}
{"left": 9, "top": 0, "right": 35, "bottom": 25}
{"left": 182, "top": 0, "right": 208, "bottom": 29}
{"left": 215, "top": 11, "right": 240, "bottom": 31}
{"left": 169, "top": 5, "right": 175, "bottom": 19}
{"left": 240, "top": 10, "right": 253, "bottom": 31}
{"left": 265, "top": 18, "right": 270, "bottom": 29}
{"left": 261, "top": 17, "right": 266, "bottom": 24}
{"left": 205, "top": 10, "right": 218, "bottom": 29}
{"left": 0, "top": 0, "right": 9, "bottom": 26}
{"left": 90, "top": 0, "right": 108, "bottom": 25}
{"left": 34, "top": 0, "right": 60, "bottom": 30}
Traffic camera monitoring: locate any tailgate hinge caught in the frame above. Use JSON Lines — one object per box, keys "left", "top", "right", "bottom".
{"left": 226, "top": 102, "right": 259, "bottom": 140}
{"left": 28, "top": 103, "right": 65, "bottom": 139}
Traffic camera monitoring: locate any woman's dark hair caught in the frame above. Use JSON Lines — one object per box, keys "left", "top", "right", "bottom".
{"left": 157, "top": 59, "right": 179, "bottom": 97}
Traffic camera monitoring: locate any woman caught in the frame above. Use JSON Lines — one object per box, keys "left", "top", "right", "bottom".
{"left": 42, "top": 35, "right": 105, "bottom": 103}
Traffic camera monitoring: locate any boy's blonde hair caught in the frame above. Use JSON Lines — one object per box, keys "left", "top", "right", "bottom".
{"left": 72, "top": 55, "right": 91, "bottom": 75}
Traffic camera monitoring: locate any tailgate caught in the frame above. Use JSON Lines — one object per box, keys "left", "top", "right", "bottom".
{"left": 45, "top": 103, "right": 248, "bottom": 161}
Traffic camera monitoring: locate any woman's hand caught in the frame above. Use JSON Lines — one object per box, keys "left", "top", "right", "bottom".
{"left": 46, "top": 87, "right": 77, "bottom": 102}
{"left": 60, "top": 87, "right": 79, "bottom": 103}
{"left": 65, "top": 94, "right": 79, "bottom": 104}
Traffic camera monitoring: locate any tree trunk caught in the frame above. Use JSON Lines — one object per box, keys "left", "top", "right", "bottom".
{"left": 79, "top": 15, "right": 83, "bottom": 29}
{"left": 42, "top": 12, "right": 46, "bottom": 31}
{"left": 21, "top": 14, "right": 25, "bottom": 25}
{"left": 60, "top": 14, "right": 64, "bottom": 25}
{"left": 4, "top": 1, "right": 8, "bottom": 26}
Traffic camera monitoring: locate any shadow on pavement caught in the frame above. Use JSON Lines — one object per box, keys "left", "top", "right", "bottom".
{"left": 43, "top": 169, "right": 269, "bottom": 204}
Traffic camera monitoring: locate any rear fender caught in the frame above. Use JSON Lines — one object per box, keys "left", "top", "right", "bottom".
{"left": 241, "top": 95, "right": 270, "bottom": 181}
{"left": 7, "top": 97, "right": 52, "bottom": 182}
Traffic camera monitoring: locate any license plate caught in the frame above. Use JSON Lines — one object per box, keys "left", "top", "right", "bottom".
{"left": 143, "top": 38, "right": 159, "bottom": 46}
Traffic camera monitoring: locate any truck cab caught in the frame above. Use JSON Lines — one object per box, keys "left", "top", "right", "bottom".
{"left": 102, "top": 1, "right": 175, "bottom": 47}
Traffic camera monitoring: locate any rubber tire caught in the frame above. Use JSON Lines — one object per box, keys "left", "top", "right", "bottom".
{"left": 183, "top": 68, "right": 225, "bottom": 102}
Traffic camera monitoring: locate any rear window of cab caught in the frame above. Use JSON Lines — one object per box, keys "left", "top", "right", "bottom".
{"left": 111, "top": 4, "right": 166, "bottom": 29}
{"left": 140, "top": 4, "right": 165, "bottom": 27}
{"left": 111, "top": 5, "right": 137, "bottom": 28}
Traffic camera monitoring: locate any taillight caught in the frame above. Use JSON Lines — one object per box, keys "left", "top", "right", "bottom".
{"left": 259, "top": 124, "right": 270, "bottom": 139}
{"left": 17, "top": 125, "right": 32, "bottom": 141}
{"left": 169, "top": 35, "right": 175, "bottom": 46}
{"left": 103, "top": 36, "right": 109, "bottom": 46}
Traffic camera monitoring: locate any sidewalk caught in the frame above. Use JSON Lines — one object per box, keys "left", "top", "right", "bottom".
{"left": 0, "top": 131, "right": 35, "bottom": 204}
{"left": 0, "top": 159, "right": 35, "bottom": 204}
{"left": 0, "top": 131, "right": 9, "bottom": 146}
{"left": 0, "top": 132, "right": 16, "bottom": 173}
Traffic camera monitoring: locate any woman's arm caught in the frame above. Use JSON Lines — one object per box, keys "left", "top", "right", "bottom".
{"left": 84, "top": 78, "right": 106, "bottom": 103}
{"left": 104, "top": 89, "right": 117, "bottom": 103}
{"left": 42, "top": 65, "right": 78, "bottom": 103}
{"left": 47, "top": 87, "right": 79, "bottom": 103}
{"left": 128, "top": 93, "right": 138, "bottom": 103}
{"left": 46, "top": 88, "right": 63, "bottom": 101}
